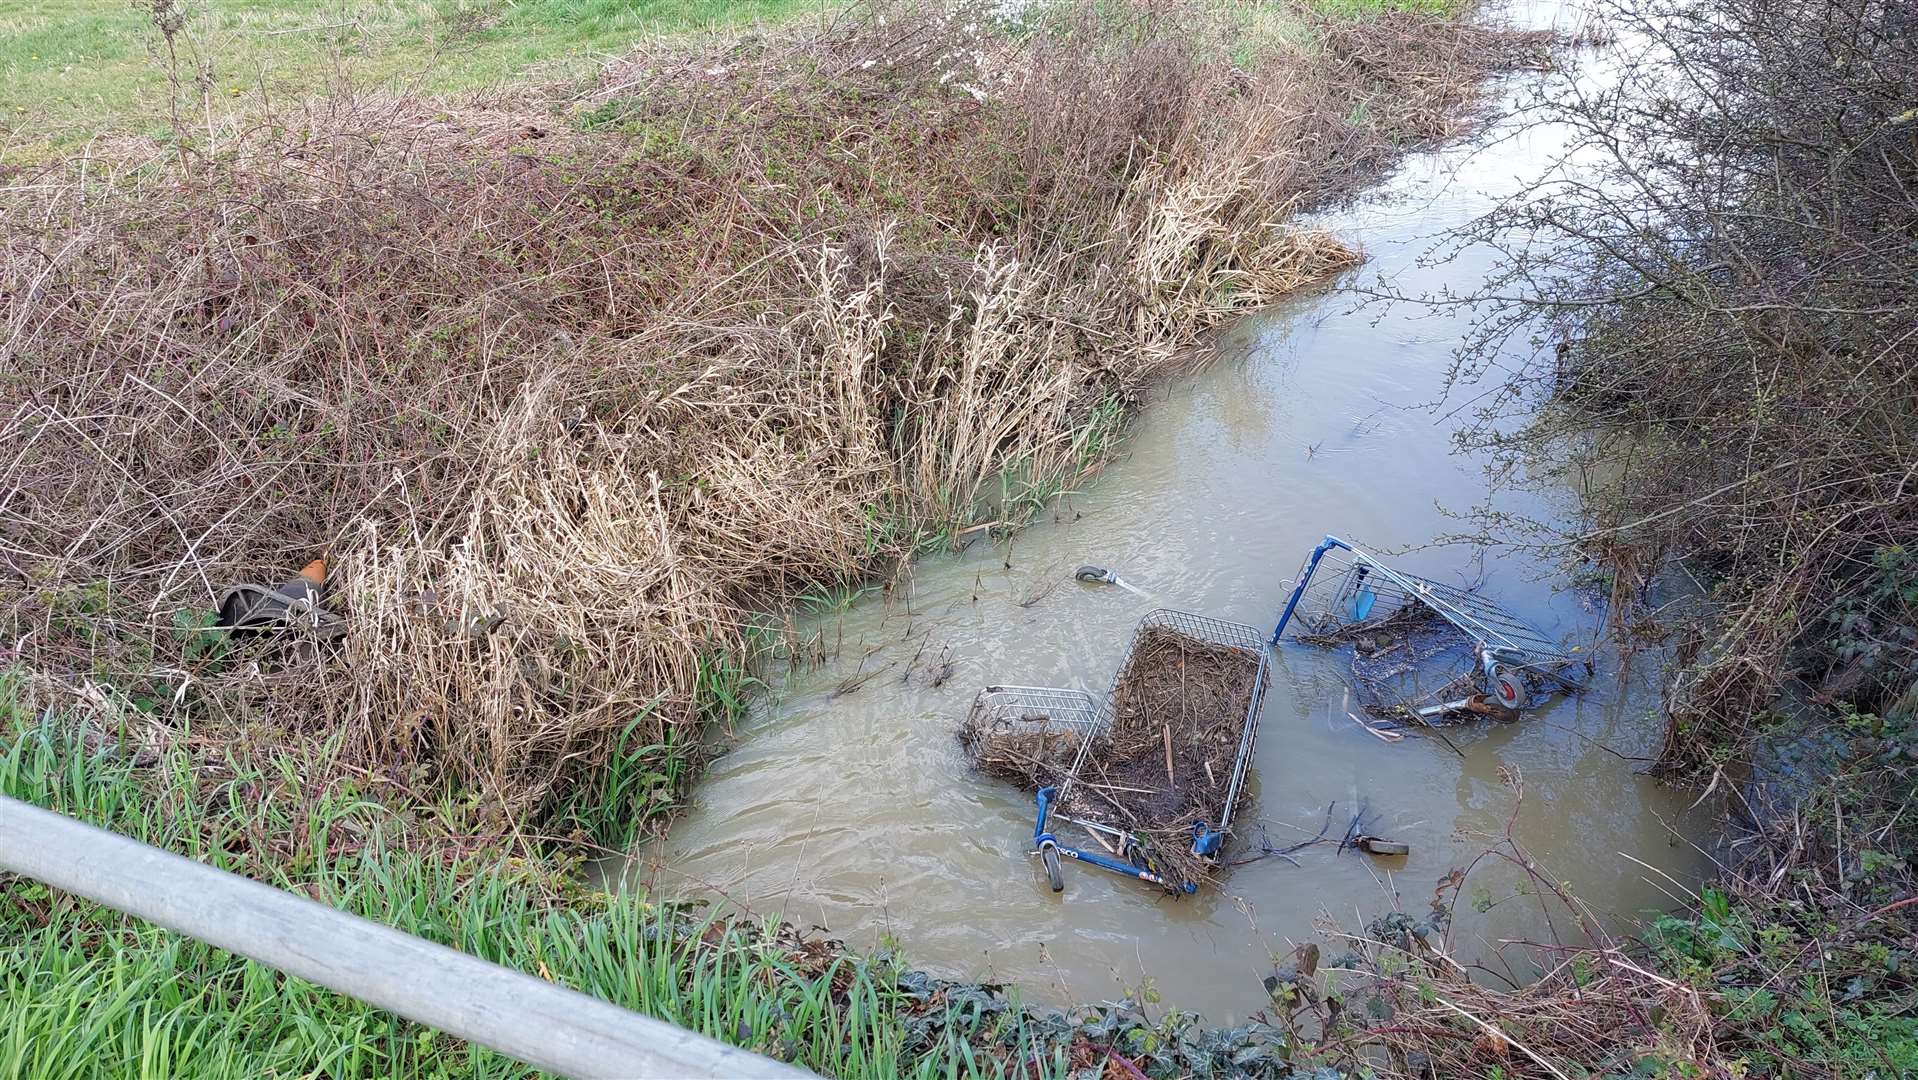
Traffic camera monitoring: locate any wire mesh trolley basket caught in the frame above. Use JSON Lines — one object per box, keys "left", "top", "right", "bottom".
{"left": 965, "top": 610, "right": 1271, "bottom": 895}
{"left": 1270, "top": 535, "right": 1589, "bottom": 720}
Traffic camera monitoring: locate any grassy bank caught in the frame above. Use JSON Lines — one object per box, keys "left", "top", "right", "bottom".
{"left": 14, "top": 715, "right": 1912, "bottom": 1076}
{"left": 19, "top": 684, "right": 1908, "bottom": 1078}
{"left": 0, "top": 703, "right": 971, "bottom": 1078}
{"left": 0, "top": 0, "right": 823, "bottom": 159}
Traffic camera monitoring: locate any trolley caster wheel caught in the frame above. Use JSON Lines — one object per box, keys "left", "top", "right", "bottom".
{"left": 1041, "top": 846, "right": 1065, "bottom": 892}
{"left": 1489, "top": 665, "right": 1530, "bottom": 712}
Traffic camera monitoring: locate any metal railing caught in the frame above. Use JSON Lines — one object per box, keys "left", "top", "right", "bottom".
{"left": 0, "top": 794, "right": 813, "bottom": 1080}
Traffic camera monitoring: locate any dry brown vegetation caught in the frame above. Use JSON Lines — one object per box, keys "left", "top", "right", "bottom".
{"left": 1, "top": 0, "right": 1527, "bottom": 843}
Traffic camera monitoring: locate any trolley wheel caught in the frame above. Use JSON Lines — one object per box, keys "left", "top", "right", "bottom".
{"left": 1490, "top": 666, "right": 1530, "bottom": 712}
{"left": 1041, "top": 846, "right": 1065, "bottom": 892}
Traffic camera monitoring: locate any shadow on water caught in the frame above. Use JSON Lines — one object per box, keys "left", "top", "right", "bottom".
{"left": 618, "top": 2, "right": 1710, "bottom": 1023}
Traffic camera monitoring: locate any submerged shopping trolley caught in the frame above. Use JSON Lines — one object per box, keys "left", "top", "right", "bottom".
{"left": 965, "top": 610, "right": 1271, "bottom": 895}
{"left": 1270, "top": 535, "right": 1589, "bottom": 719}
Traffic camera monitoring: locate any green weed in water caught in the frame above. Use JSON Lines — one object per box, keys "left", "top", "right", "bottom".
{"left": 797, "top": 580, "right": 878, "bottom": 616}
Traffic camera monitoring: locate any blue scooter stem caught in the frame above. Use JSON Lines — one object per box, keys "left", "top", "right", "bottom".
{"left": 1034, "top": 786, "right": 1058, "bottom": 845}
{"left": 1060, "top": 843, "right": 1192, "bottom": 892}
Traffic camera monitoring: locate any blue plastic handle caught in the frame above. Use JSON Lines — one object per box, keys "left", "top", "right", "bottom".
{"left": 1191, "top": 821, "right": 1225, "bottom": 858}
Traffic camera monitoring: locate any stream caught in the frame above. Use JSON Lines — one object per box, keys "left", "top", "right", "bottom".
{"left": 623, "top": 3, "right": 1709, "bottom": 1024}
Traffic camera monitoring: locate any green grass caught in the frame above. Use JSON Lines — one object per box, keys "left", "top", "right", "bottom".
{"left": 0, "top": 699, "right": 1070, "bottom": 1079}
{"left": 550, "top": 693, "right": 677, "bottom": 850}
{"left": 0, "top": 685, "right": 1310, "bottom": 1077}
{"left": 0, "top": 0, "right": 824, "bottom": 157}
{"left": 549, "top": 647, "right": 764, "bottom": 851}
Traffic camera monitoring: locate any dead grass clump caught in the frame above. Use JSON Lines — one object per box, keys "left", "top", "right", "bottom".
{"left": 956, "top": 709, "right": 1086, "bottom": 791}
{"left": 0, "top": 0, "right": 1524, "bottom": 840}
{"left": 1342, "top": 940, "right": 1724, "bottom": 1077}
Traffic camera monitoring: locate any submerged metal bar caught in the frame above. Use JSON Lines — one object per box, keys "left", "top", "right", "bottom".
{"left": 0, "top": 795, "right": 812, "bottom": 1080}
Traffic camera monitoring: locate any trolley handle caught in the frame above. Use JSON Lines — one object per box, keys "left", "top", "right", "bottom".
{"left": 1272, "top": 534, "right": 1352, "bottom": 644}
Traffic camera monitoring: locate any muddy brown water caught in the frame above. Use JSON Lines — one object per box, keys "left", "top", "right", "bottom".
{"left": 624, "top": 10, "right": 1708, "bottom": 1024}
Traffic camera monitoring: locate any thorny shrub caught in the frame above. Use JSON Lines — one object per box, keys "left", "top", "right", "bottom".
{"left": 1440, "top": 0, "right": 1918, "bottom": 775}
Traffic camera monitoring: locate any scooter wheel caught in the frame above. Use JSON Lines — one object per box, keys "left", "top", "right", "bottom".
{"left": 1041, "top": 845, "right": 1065, "bottom": 892}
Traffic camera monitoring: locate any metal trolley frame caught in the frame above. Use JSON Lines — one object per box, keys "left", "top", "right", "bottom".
{"left": 1270, "top": 534, "right": 1588, "bottom": 711}
{"left": 971, "top": 609, "right": 1271, "bottom": 895}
